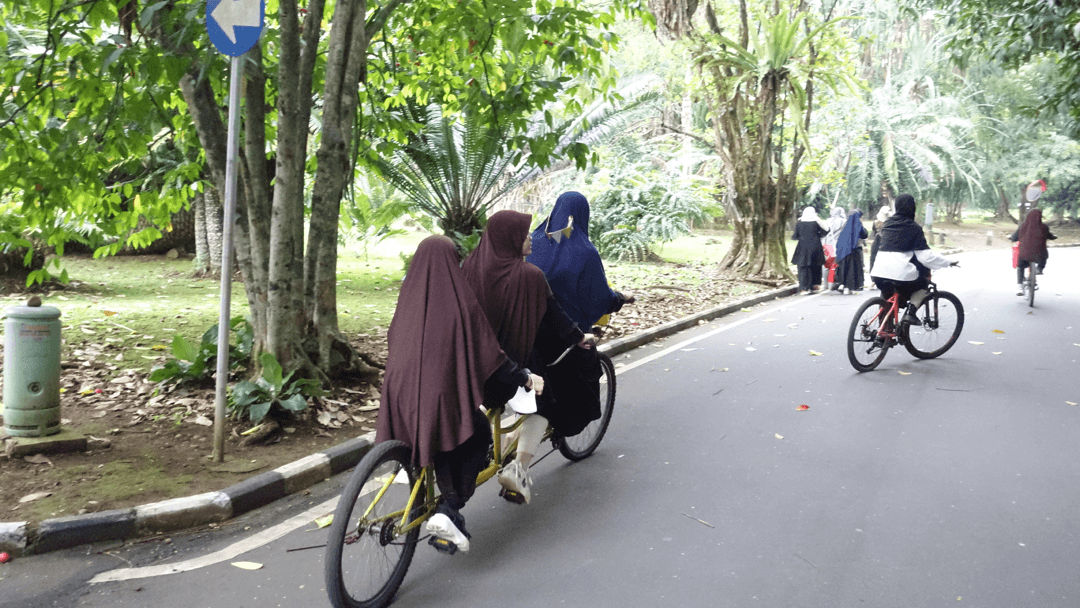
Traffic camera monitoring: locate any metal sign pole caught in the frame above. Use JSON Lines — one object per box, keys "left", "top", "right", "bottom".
{"left": 212, "top": 55, "right": 244, "bottom": 463}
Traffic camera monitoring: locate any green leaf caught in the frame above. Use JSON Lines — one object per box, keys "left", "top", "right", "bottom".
{"left": 259, "top": 352, "right": 283, "bottom": 388}
{"left": 171, "top": 334, "right": 199, "bottom": 363}
{"left": 249, "top": 401, "right": 272, "bottom": 423}
{"left": 229, "top": 380, "right": 263, "bottom": 407}
{"left": 278, "top": 393, "right": 308, "bottom": 413}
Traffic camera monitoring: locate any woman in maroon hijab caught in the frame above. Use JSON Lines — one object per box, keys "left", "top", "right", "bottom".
{"left": 463, "top": 210, "right": 591, "bottom": 505}
{"left": 377, "top": 235, "right": 541, "bottom": 552}
{"left": 1009, "top": 208, "right": 1057, "bottom": 296}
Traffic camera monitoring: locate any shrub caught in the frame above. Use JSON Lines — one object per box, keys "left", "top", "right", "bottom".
{"left": 148, "top": 317, "right": 254, "bottom": 385}
{"left": 589, "top": 180, "right": 709, "bottom": 261}
{"left": 227, "top": 353, "right": 325, "bottom": 423}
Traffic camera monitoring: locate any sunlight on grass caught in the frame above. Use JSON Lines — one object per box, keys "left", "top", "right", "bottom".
{"left": 653, "top": 232, "right": 732, "bottom": 264}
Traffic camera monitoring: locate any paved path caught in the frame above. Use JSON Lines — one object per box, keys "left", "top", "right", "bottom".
{"left": 6, "top": 247, "right": 1080, "bottom": 608}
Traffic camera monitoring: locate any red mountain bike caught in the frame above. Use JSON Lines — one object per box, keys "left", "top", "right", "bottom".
{"left": 846, "top": 280, "right": 965, "bottom": 372}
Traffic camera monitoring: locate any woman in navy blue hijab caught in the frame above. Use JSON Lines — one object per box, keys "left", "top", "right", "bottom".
{"left": 527, "top": 191, "right": 632, "bottom": 330}
{"left": 833, "top": 209, "right": 868, "bottom": 294}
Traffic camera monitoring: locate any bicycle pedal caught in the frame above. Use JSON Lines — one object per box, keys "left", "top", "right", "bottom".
{"left": 428, "top": 535, "right": 459, "bottom": 555}
{"left": 498, "top": 487, "right": 527, "bottom": 505}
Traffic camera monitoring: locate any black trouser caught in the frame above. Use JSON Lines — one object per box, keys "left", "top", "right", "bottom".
{"left": 432, "top": 410, "right": 491, "bottom": 511}
{"left": 797, "top": 264, "right": 822, "bottom": 291}
{"left": 873, "top": 276, "right": 929, "bottom": 308}
{"left": 1017, "top": 256, "right": 1048, "bottom": 283}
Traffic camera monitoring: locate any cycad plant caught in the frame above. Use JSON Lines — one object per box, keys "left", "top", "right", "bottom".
{"left": 370, "top": 105, "right": 521, "bottom": 238}
{"left": 372, "top": 82, "right": 664, "bottom": 241}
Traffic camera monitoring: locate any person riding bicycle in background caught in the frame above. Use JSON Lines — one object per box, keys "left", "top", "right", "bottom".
{"left": 869, "top": 193, "right": 957, "bottom": 324}
{"left": 462, "top": 210, "right": 590, "bottom": 506}
{"left": 1009, "top": 206, "right": 1056, "bottom": 296}
{"left": 376, "top": 235, "right": 543, "bottom": 553}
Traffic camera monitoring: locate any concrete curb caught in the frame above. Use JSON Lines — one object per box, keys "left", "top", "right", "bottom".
{"left": 599, "top": 285, "right": 799, "bottom": 357}
{"left": 2, "top": 286, "right": 799, "bottom": 556}
{"left": 7, "top": 433, "right": 376, "bottom": 556}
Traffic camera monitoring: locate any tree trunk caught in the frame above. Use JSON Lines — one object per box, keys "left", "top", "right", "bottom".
{"left": 193, "top": 190, "right": 211, "bottom": 274}
{"left": 205, "top": 186, "right": 224, "bottom": 274}
{"left": 994, "top": 182, "right": 1018, "bottom": 223}
{"left": 266, "top": 0, "right": 314, "bottom": 372}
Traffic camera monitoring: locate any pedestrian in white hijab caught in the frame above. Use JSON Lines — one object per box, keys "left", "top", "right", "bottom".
{"left": 800, "top": 207, "right": 822, "bottom": 225}
{"left": 824, "top": 207, "right": 847, "bottom": 248}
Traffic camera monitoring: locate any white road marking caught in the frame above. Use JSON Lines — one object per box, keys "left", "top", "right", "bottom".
{"left": 88, "top": 496, "right": 339, "bottom": 584}
{"left": 613, "top": 295, "right": 814, "bottom": 376}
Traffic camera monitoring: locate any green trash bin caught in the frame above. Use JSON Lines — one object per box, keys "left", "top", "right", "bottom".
{"left": 3, "top": 304, "right": 62, "bottom": 437}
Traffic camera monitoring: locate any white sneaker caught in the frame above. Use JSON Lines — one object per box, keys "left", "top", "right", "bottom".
{"left": 1016, "top": 284, "right": 1024, "bottom": 296}
{"left": 843, "top": 288, "right": 851, "bottom": 295}
{"left": 426, "top": 513, "right": 470, "bottom": 552}
{"left": 498, "top": 460, "right": 532, "bottom": 504}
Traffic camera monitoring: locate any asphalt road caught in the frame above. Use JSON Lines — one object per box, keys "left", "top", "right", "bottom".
{"left": 6, "top": 247, "right": 1079, "bottom": 608}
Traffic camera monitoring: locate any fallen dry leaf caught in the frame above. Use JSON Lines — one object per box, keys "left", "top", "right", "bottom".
{"left": 317, "top": 410, "right": 334, "bottom": 426}
{"left": 193, "top": 415, "right": 213, "bottom": 427}
{"left": 1067, "top": 401, "right": 1078, "bottom": 407}
{"left": 744, "top": 346, "right": 757, "bottom": 352}
{"left": 774, "top": 433, "right": 784, "bottom": 440}
{"left": 796, "top": 404, "right": 809, "bottom": 411}
{"left": 991, "top": 329, "right": 1004, "bottom": 334}
{"left": 992, "top": 352, "right": 1002, "bottom": 355}
{"left": 808, "top": 350, "right": 823, "bottom": 356}
{"left": 314, "top": 514, "right": 334, "bottom": 529}
{"left": 19, "top": 491, "right": 52, "bottom": 503}
{"left": 231, "top": 561, "right": 263, "bottom": 570}
{"left": 23, "top": 454, "right": 53, "bottom": 466}
{"left": 898, "top": 371, "right": 912, "bottom": 376}
{"left": 967, "top": 341, "right": 984, "bottom": 345}
{"left": 102, "top": 310, "right": 118, "bottom": 317}
{"left": 150, "top": 344, "right": 168, "bottom": 351}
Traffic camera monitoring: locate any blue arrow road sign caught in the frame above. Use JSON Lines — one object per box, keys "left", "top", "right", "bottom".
{"left": 206, "top": 0, "right": 265, "bottom": 56}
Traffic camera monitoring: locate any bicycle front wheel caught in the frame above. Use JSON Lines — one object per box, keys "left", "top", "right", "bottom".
{"left": 902, "top": 291, "right": 965, "bottom": 359}
{"left": 325, "top": 440, "right": 421, "bottom": 608}
{"left": 557, "top": 352, "right": 616, "bottom": 461}
{"left": 847, "top": 297, "right": 892, "bottom": 372}
{"left": 1027, "top": 263, "right": 1037, "bottom": 307}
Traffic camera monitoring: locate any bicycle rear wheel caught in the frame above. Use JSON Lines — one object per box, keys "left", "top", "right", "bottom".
{"left": 902, "top": 291, "right": 965, "bottom": 359}
{"left": 847, "top": 297, "right": 892, "bottom": 372}
{"left": 325, "top": 440, "right": 421, "bottom": 608}
{"left": 557, "top": 352, "right": 616, "bottom": 461}
{"left": 1027, "top": 263, "right": 1037, "bottom": 307}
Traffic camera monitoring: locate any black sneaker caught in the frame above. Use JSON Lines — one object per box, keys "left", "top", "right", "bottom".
{"left": 901, "top": 311, "right": 922, "bottom": 326}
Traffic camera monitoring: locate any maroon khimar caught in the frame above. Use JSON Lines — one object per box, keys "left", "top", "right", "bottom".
{"left": 462, "top": 210, "right": 550, "bottom": 366}
{"left": 1018, "top": 208, "right": 1050, "bottom": 260}
{"left": 375, "top": 235, "right": 506, "bottom": 467}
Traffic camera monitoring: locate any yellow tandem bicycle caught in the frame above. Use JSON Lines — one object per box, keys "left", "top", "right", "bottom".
{"left": 323, "top": 350, "right": 617, "bottom": 608}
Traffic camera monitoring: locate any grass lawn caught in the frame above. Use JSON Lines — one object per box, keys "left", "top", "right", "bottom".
{"left": 1, "top": 232, "right": 427, "bottom": 375}
{"left": 652, "top": 232, "right": 733, "bottom": 264}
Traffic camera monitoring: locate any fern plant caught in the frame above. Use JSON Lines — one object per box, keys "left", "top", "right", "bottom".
{"left": 589, "top": 177, "right": 710, "bottom": 261}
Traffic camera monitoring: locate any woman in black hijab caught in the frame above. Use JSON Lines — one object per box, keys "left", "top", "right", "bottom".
{"left": 377, "top": 235, "right": 542, "bottom": 552}
{"left": 791, "top": 207, "right": 827, "bottom": 294}
{"left": 869, "top": 194, "right": 956, "bottom": 314}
